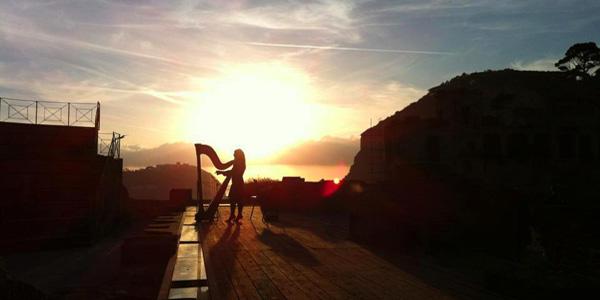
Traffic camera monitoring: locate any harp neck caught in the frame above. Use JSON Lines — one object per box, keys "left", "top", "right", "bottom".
{"left": 195, "top": 143, "right": 233, "bottom": 170}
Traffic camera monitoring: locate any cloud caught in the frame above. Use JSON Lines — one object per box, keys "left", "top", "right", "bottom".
{"left": 303, "top": 80, "right": 427, "bottom": 138}
{"left": 0, "top": 13, "right": 189, "bottom": 67}
{"left": 268, "top": 136, "right": 359, "bottom": 165}
{"left": 121, "top": 137, "right": 360, "bottom": 168}
{"left": 510, "top": 58, "right": 558, "bottom": 71}
{"left": 321, "top": 79, "right": 426, "bottom": 110}
{"left": 216, "top": 0, "right": 360, "bottom": 42}
{"left": 1, "top": 0, "right": 597, "bottom": 150}
{"left": 369, "top": 0, "right": 492, "bottom": 14}
{"left": 246, "top": 42, "right": 455, "bottom": 55}
{"left": 121, "top": 142, "right": 197, "bottom": 168}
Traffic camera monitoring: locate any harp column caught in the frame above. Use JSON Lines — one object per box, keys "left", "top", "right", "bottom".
{"left": 195, "top": 143, "right": 205, "bottom": 215}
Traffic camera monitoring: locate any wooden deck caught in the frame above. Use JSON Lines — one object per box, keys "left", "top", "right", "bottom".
{"left": 198, "top": 207, "right": 456, "bottom": 300}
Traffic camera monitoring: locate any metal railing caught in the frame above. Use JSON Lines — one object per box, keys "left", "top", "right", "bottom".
{"left": 0, "top": 97, "right": 100, "bottom": 128}
{"left": 98, "top": 132, "right": 125, "bottom": 159}
{"left": 1, "top": 97, "right": 125, "bottom": 158}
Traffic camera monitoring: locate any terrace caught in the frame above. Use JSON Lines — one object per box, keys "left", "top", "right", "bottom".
{"left": 0, "top": 97, "right": 123, "bottom": 158}
{"left": 159, "top": 206, "right": 501, "bottom": 300}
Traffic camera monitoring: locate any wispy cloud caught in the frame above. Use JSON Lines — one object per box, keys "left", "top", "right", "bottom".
{"left": 269, "top": 136, "right": 359, "bottom": 165}
{"left": 1, "top": 21, "right": 192, "bottom": 68}
{"left": 247, "top": 42, "right": 455, "bottom": 55}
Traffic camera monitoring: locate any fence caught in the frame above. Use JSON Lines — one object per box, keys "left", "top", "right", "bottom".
{"left": 0, "top": 97, "right": 125, "bottom": 158}
{"left": 98, "top": 132, "right": 125, "bottom": 159}
{"left": 0, "top": 97, "right": 100, "bottom": 128}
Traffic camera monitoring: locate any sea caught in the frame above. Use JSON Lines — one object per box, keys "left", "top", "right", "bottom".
{"left": 204, "top": 163, "right": 349, "bottom": 182}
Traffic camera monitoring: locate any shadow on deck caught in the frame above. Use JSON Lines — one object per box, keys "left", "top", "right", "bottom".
{"left": 197, "top": 207, "right": 502, "bottom": 300}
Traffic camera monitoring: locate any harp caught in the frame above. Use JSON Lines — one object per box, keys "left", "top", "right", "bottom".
{"left": 194, "top": 143, "right": 233, "bottom": 221}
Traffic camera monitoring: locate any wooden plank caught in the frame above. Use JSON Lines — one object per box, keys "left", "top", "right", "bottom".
{"left": 235, "top": 248, "right": 286, "bottom": 299}
{"left": 321, "top": 247, "right": 414, "bottom": 299}
{"left": 225, "top": 251, "right": 262, "bottom": 300}
{"left": 200, "top": 213, "right": 238, "bottom": 300}
{"left": 262, "top": 249, "right": 334, "bottom": 300}
{"left": 241, "top": 226, "right": 348, "bottom": 299}
{"left": 271, "top": 249, "right": 353, "bottom": 300}
{"left": 337, "top": 247, "right": 492, "bottom": 299}
{"left": 247, "top": 249, "right": 311, "bottom": 299}
{"left": 307, "top": 248, "right": 383, "bottom": 299}
{"left": 203, "top": 214, "right": 259, "bottom": 300}
{"left": 325, "top": 247, "right": 453, "bottom": 300}
{"left": 236, "top": 208, "right": 357, "bottom": 299}
{"left": 198, "top": 207, "right": 459, "bottom": 300}
{"left": 204, "top": 247, "right": 238, "bottom": 300}
{"left": 280, "top": 226, "right": 336, "bottom": 249}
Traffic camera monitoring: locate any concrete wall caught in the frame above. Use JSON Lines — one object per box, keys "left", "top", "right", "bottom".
{"left": 0, "top": 122, "right": 123, "bottom": 250}
{"left": 0, "top": 122, "right": 97, "bottom": 159}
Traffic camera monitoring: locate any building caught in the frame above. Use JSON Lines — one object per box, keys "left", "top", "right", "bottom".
{"left": 0, "top": 97, "right": 125, "bottom": 250}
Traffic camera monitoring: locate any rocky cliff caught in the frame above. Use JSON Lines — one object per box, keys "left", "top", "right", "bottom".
{"left": 347, "top": 69, "right": 600, "bottom": 183}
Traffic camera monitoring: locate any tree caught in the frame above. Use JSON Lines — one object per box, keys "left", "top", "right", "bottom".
{"left": 555, "top": 42, "right": 600, "bottom": 77}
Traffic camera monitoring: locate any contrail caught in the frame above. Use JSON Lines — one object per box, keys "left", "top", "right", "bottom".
{"left": 247, "top": 42, "right": 455, "bottom": 55}
{"left": 0, "top": 20, "right": 200, "bottom": 69}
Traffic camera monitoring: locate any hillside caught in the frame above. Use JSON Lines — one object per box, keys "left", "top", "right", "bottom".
{"left": 348, "top": 69, "right": 600, "bottom": 181}
{"left": 344, "top": 69, "right": 600, "bottom": 274}
{"left": 123, "top": 163, "right": 221, "bottom": 200}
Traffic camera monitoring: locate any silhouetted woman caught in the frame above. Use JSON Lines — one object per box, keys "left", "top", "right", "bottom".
{"left": 216, "top": 149, "right": 246, "bottom": 222}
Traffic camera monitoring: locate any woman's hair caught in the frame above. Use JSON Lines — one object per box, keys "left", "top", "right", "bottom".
{"left": 234, "top": 149, "right": 246, "bottom": 169}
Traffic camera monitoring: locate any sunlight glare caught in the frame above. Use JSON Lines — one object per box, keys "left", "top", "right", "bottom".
{"left": 183, "top": 62, "right": 318, "bottom": 160}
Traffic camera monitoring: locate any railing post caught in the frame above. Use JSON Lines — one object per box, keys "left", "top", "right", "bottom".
{"left": 35, "top": 101, "right": 38, "bottom": 124}
{"left": 112, "top": 132, "right": 115, "bottom": 157}
{"left": 95, "top": 101, "right": 100, "bottom": 130}
{"left": 116, "top": 135, "right": 121, "bottom": 158}
{"left": 106, "top": 132, "right": 114, "bottom": 158}
{"left": 67, "top": 102, "right": 70, "bottom": 126}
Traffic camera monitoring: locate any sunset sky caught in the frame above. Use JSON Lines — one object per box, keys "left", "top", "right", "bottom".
{"left": 1, "top": 1, "right": 598, "bottom": 178}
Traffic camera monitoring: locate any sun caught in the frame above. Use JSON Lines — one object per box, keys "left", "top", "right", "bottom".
{"left": 183, "top": 62, "right": 318, "bottom": 160}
